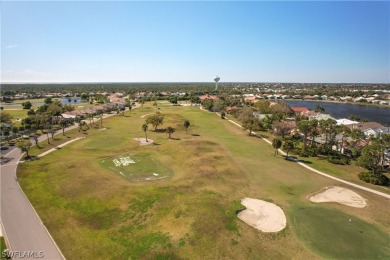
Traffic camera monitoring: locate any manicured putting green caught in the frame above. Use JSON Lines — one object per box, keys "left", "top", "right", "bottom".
{"left": 100, "top": 154, "right": 172, "bottom": 181}
{"left": 293, "top": 207, "right": 390, "bottom": 259}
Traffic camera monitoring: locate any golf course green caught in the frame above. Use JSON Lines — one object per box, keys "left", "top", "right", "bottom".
{"left": 17, "top": 101, "right": 390, "bottom": 259}
{"left": 293, "top": 206, "right": 390, "bottom": 259}
{"left": 100, "top": 154, "right": 173, "bottom": 181}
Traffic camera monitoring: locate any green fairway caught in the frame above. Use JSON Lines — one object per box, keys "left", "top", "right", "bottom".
{"left": 17, "top": 102, "right": 390, "bottom": 259}
{"left": 292, "top": 206, "right": 390, "bottom": 259}
{"left": 100, "top": 154, "right": 173, "bottom": 181}
{"left": 83, "top": 135, "right": 125, "bottom": 149}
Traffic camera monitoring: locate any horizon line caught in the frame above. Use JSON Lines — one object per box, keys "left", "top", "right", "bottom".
{"left": 1, "top": 81, "right": 389, "bottom": 85}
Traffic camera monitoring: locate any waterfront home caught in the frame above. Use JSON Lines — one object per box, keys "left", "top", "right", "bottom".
{"left": 313, "top": 113, "right": 335, "bottom": 121}
{"left": 301, "top": 110, "right": 318, "bottom": 119}
{"left": 253, "top": 112, "right": 273, "bottom": 120}
{"left": 303, "top": 95, "right": 315, "bottom": 100}
{"left": 340, "top": 96, "right": 353, "bottom": 101}
{"left": 291, "top": 107, "right": 309, "bottom": 114}
{"left": 353, "top": 121, "right": 384, "bottom": 131}
{"left": 336, "top": 118, "right": 359, "bottom": 126}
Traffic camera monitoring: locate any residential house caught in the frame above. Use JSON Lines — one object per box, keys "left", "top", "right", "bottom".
{"left": 291, "top": 107, "right": 309, "bottom": 114}
{"left": 199, "top": 94, "right": 218, "bottom": 101}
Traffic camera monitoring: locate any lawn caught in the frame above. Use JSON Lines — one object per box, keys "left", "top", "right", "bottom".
{"left": 0, "top": 237, "right": 6, "bottom": 259}
{"left": 17, "top": 101, "right": 390, "bottom": 259}
{"left": 2, "top": 107, "right": 31, "bottom": 120}
{"left": 292, "top": 206, "right": 390, "bottom": 259}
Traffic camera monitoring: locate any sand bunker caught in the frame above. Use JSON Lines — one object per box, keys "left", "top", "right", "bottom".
{"left": 309, "top": 186, "right": 366, "bottom": 208}
{"left": 237, "top": 198, "right": 286, "bottom": 232}
{"left": 133, "top": 138, "right": 154, "bottom": 146}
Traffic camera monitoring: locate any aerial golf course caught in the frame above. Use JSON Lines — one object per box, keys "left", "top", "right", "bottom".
{"left": 17, "top": 101, "right": 390, "bottom": 259}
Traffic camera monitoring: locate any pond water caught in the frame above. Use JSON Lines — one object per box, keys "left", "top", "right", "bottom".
{"left": 285, "top": 100, "right": 390, "bottom": 125}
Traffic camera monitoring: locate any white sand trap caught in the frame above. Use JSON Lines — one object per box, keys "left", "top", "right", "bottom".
{"left": 133, "top": 138, "right": 154, "bottom": 146}
{"left": 237, "top": 198, "right": 286, "bottom": 233}
{"left": 310, "top": 186, "right": 366, "bottom": 208}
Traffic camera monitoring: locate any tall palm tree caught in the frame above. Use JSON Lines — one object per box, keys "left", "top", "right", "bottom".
{"left": 44, "top": 123, "right": 51, "bottom": 144}
{"left": 142, "top": 123, "right": 148, "bottom": 142}
{"left": 272, "top": 138, "right": 282, "bottom": 156}
{"left": 183, "top": 120, "right": 190, "bottom": 133}
{"left": 166, "top": 126, "right": 175, "bottom": 139}
{"left": 297, "top": 120, "right": 313, "bottom": 152}
{"left": 283, "top": 140, "right": 295, "bottom": 157}
{"left": 315, "top": 105, "right": 325, "bottom": 113}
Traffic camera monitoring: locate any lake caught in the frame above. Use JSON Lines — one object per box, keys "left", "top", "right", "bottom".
{"left": 285, "top": 100, "right": 390, "bottom": 125}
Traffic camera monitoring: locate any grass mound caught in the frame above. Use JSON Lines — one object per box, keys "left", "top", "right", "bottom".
{"left": 293, "top": 207, "right": 390, "bottom": 258}
{"left": 100, "top": 154, "right": 172, "bottom": 181}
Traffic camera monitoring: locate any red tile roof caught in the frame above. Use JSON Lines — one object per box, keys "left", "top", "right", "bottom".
{"left": 291, "top": 107, "right": 309, "bottom": 113}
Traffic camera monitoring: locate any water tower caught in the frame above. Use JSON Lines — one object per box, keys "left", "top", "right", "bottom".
{"left": 214, "top": 76, "right": 220, "bottom": 91}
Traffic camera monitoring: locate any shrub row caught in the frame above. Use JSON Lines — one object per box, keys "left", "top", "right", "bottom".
{"left": 327, "top": 156, "right": 351, "bottom": 165}
{"left": 358, "top": 172, "right": 389, "bottom": 186}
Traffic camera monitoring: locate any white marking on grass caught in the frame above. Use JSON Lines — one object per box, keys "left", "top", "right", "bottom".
{"left": 113, "top": 159, "right": 121, "bottom": 167}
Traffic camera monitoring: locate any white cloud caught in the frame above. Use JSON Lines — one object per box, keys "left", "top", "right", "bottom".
{"left": 6, "top": 44, "right": 21, "bottom": 49}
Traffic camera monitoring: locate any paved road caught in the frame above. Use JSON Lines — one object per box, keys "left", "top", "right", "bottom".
{"left": 1, "top": 105, "right": 138, "bottom": 259}
{"left": 1, "top": 148, "right": 64, "bottom": 259}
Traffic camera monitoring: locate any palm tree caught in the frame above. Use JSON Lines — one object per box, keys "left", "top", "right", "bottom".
{"left": 32, "top": 134, "right": 40, "bottom": 148}
{"left": 99, "top": 112, "right": 103, "bottom": 127}
{"left": 283, "top": 140, "right": 295, "bottom": 157}
{"left": 60, "top": 119, "right": 67, "bottom": 136}
{"left": 183, "top": 120, "right": 190, "bottom": 133}
{"left": 315, "top": 105, "right": 325, "bottom": 113}
{"left": 272, "top": 138, "right": 282, "bottom": 156}
{"left": 220, "top": 111, "right": 226, "bottom": 119}
{"left": 142, "top": 123, "right": 148, "bottom": 142}
{"left": 297, "top": 120, "right": 313, "bottom": 152}
{"left": 44, "top": 123, "right": 51, "bottom": 144}
{"left": 166, "top": 126, "right": 174, "bottom": 139}
{"left": 17, "top": 140, "right": 33, "bottom": 158}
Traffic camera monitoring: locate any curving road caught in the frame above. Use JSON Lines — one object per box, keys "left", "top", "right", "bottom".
{"left": 1, "top": 105, "right": 139, "bottom": 259}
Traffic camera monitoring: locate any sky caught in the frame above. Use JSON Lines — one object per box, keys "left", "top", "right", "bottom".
{"left": 1, "top": 1, "right": 389, "bottom": 83}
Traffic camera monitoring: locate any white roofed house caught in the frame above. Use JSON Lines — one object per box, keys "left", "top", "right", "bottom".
{"left": 336, "top": 118, "right": 359, "bottom": 127}
{"left": 352, "top": 122, "right": 386, "bottom": 138}
{"left": 364, "top": 128, "right": 378, "bottom": 138}
{"left": 313, "top": 113, "right": 335, "bottom": 121}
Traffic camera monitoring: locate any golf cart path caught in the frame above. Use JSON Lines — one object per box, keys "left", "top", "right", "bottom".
{"left": 0, "top": 104, "right": 139, "bottom": 259}
{"left": 36, "top": 137, "right": 85, "bottom": 158}
{"left": 202, "top": 107, "right": 390, "bottom": 200}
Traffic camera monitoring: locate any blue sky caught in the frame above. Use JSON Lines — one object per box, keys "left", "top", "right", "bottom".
{"left": 1, "top": 1, "right": 389, "bottom": 83}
